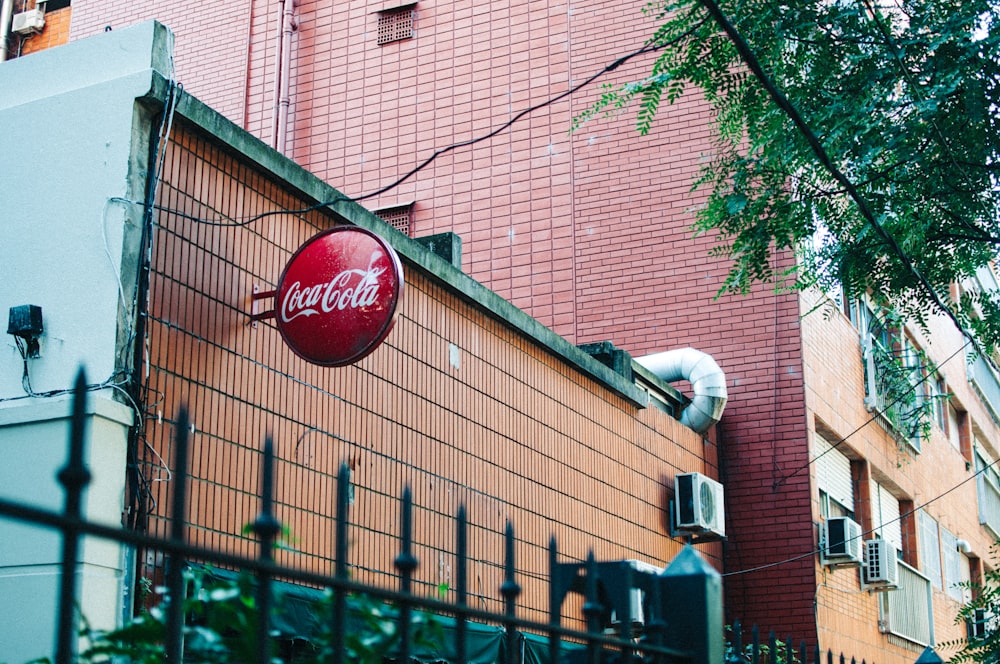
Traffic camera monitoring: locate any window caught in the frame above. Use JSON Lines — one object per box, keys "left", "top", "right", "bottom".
{"left": 918, "top": 510, "right": 942, "bottom": 590}
{"left": 947, "top": 403, "right": 961, "bottom": 449}
{"left": 940, "top": 526, "right": 971, "bottom": 602}
{"left": 377, "top": 5, "right": 415, "bottom": 45}
{"left": 814, "top": 432, "right": 855, "bottom": 519}
{"left": 976, "top": 447, "right": 1000, "bottom": 537}
{"left": 880, "top": 562, "right": 932, "bottom": 646}
{"left": 933, "top": 375, "right": 948, "bottom": 431}
{"left": 856, "top": 302, "right": 932, "bottom": 449}
{"left": 872, "top": 481, "right": 903, "bottom": 555}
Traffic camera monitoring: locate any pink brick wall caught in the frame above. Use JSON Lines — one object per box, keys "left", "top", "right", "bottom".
{"left": 69, "top": 0, "right": 254, "bottom": 124}
{"left": 64, "top": 0, "right": 820, "bottom": 641}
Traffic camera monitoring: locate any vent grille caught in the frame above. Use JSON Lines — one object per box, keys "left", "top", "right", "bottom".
{"left": 377, "top": 5, "right": 415, "bottom": 45}
{"left": 374, "top": 204, "right": 413, "bottom": 235}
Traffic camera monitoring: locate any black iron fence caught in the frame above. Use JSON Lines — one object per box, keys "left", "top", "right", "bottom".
{"left": 0, "top": 373, "right": 870, "bottom": 664}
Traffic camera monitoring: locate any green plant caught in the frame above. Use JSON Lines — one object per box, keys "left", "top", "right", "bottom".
{"left": 29, "top": 566, "right": 442, "bottom": 663}
{"left": 942, "top": 542, "right": 1000, "bottom": 664}
{"left": 724, "top": 626, "right": 800, "bottom": 664}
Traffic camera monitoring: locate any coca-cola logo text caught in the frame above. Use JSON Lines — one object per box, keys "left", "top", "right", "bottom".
{"left": 280, "top": 254, "right": 386, "bottom": 323}
{"left": 274, "top": 227, "right": 403, "bottom": 366}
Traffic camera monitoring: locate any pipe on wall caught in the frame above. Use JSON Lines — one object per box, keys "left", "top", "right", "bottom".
{"left": 272, "top": 0, "right": 296, "bottom": 153}
{"left": 0, "top": 0, "right": 15, "bottom": 63}
{"left": 637, "top": 348, "right": 728, "bottom": 433}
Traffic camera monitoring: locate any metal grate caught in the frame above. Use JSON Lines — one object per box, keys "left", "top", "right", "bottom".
{"left": 377, "top": 5, "right": 415, "bottom": 45}
{"left": 374, "top": 203, "right": 412, "bottom": 234}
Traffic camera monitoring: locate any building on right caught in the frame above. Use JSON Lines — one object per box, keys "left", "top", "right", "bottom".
{"left": 793, "top": 270, "right": 1000, "bottom": 660}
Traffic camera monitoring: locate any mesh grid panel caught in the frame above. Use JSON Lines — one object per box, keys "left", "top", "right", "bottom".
{"left": 377, "top": 6, "right": 414, "bottom": 45}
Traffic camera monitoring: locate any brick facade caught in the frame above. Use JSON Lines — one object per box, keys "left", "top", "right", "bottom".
{"left": 137, "top": 119, "right": 717, "bottom": 624}
{"left": 17, "top": 6, "right": 70, "bottom": 56}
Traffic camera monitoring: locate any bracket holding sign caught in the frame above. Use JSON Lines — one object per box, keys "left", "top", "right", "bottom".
{"left": 250, "top": 284, "right": 276, "bottom": 328}
{"left": 248, "top": 226, "right": 404, "bottom": 366}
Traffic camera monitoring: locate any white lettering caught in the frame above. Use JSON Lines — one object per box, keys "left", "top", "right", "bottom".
{"left": 280, "top": 251, "right": 389, "bottom": 323}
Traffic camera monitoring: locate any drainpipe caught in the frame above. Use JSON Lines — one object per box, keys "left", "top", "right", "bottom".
{"left": 272, "top": 0, "right": 296, "bottom": 153}
{"left": 637, "top": 348, "right": 728, "bottom": 434}
{"left": 0, "top": 0, "right": 15, "bottom": 63}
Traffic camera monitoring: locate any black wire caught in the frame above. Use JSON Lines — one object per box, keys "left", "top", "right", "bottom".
{"left": 159, "top": 24, "right": 706, "bottom": 230}
{"left": 724, "top": 453, "right": 1000, "bottom": 577}
{"left": 773, "top": 338, "right": 969, "bottom": 489}
{"left": 693, "top": 0, "right": 981, "bottom": 360}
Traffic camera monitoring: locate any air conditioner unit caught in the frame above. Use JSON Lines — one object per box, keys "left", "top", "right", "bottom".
{"left": 12, "top": 8, "right": 45, "bottom": 35}
{"left": 607, "top": 559, "right": 663, "bottom": 633}
{"left": 819, "top": 517, "right": 863, "bottom": 567}
{"left": 864, "top": 539, "right": 899, "bottom": 588}
{"left": 674, "top": 472, "right": 725, "bottom": 538}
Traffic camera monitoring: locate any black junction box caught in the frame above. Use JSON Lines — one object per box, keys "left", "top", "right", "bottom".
{"left": 7, "top": 305, "right": 43, "bottom": 338}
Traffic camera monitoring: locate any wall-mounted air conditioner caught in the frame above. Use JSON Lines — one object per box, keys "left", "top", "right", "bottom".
{"left": 864, "top": 539, "right": 899, "bottom": 589}
{"left": 12, "top": 8, "right": 45, "bottom": 35}
{"left": 819, "top": 516, "right": 863, "bottom": 567}
{"left": 673, "top": 472, "right": 725, "bottom": 538}
{"left": 608, "top": 559, "right": 663, "bottom": 633}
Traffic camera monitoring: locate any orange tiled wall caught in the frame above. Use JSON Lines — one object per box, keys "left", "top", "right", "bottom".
{"left": 18, "top": 6, "right": 70, "bottom": 55}
{"left": 136, "top": 121, "right": 717, "bottom": 622}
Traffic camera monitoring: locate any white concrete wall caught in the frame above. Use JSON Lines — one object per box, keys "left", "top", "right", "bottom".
{"left": 0, "top": 22, "right": 170, "bottom": 661}
{"left": 0, "top": 21, "right": 171, "bottom": 396}
{"left": 0, "top": 396, "right": 133, "bottom": 663}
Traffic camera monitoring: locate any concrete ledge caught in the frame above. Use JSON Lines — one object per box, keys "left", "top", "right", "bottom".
{"left": 0, "top": 392, "right": 135, "bottom": 429}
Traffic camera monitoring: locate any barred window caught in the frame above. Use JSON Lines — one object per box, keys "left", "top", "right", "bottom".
{"left": 377, "top": 5, "right": 415, "bottom": 45}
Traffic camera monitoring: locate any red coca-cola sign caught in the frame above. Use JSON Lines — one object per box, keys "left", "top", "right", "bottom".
{"left": 275, "top": 226, "right": 404, "bottom": 366}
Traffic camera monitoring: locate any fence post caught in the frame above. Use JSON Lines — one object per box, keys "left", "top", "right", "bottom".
{"left": 500, "top": 521, "right": 521, "bottom": 664}
{"left": 395, "top": 487, "right": 418, "bottom": 664}
{"left": 165, "top": 407, "right": 190, "bottom": 664}
{"left": 455, "top": 505, "right": 469, "bottom": 664}
{"left": 659, "top": 544, "right": 723, "bottom": 664}
{"left": 54, "top": 371, "right": 91, "bottom": 664}
{"left": 729, "top": 619, "right": 743, "bottom": 663}
{"left": 252, "top": 436, "right": 281, "bottom": 664}
{"left": 914, "top": 646, "right": 943, "bottom": 664}
{"left": 548, "top": 537, "right": 562, "bottom": 664}
{"left": 332, "top": 462, "right": 351, "bottom": 664}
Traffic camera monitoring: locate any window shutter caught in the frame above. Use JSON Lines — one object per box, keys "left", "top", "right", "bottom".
{"left": 814, "top": 434, "right": 854, "bottom": 512}
{"left": 918, "top": 510, "right": 942, "bottom": 589}
{"left": 874, "top": 482, "right": 903, "bottom": 553}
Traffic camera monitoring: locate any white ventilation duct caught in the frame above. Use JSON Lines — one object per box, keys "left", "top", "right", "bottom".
{"left": 637, "top": 348, "right": 728, "bottom": 433}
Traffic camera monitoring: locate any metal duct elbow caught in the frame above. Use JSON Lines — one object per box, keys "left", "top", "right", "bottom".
{"left": 637, "top": 348, "right": 728, "bottom": 433}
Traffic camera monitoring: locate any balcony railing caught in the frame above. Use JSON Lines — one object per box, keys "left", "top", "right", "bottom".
{"left": 863, "top": 338, "right": 924, "bottom": 450}
{"left": 880, "top": 561, "right": 931, "bottom": 646}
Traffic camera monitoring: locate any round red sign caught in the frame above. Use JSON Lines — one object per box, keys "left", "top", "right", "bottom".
{"left": 275, "top": 226, "right": 404, "bottom": 366}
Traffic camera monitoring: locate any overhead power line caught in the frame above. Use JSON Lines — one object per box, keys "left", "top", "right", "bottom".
{"left": 693, "top": 0, "right": 984, "bottom": 359}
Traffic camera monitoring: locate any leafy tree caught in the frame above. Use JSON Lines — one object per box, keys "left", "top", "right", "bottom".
{"left": 943, "top": 542, "right": 1000, "bottom": 663}
{"left": 578, "top": 0, "right": 1000, "bottom": 350}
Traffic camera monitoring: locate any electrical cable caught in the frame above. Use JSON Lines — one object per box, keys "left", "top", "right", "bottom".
{"left": 724, "top": 453, "right": 1000, "bottom": 578}
{"left": 773, "top": 337, "right": 970, "bottom": 489}
{"left": 692, "top": 0, "right": 986, "bottom": 364}
{"left": 108, "top": 22, "right": 707, "bottom": 231}
{"left": 123, "top": 76, "right": 183, "bottom": 534}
